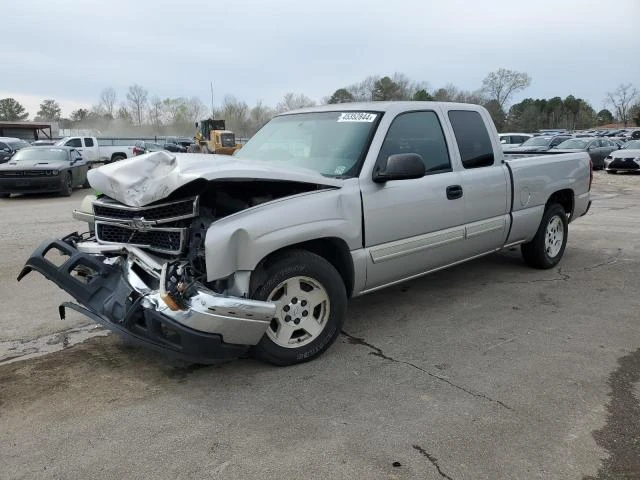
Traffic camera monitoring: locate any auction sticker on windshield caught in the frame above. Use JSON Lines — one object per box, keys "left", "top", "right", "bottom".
{"left": 337, "top": 112, "right": 377, "bottom": 122}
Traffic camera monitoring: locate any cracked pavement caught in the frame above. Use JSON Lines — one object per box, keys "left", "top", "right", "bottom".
{"left": 1, "top": 171, "right": 640, "bottom": 479}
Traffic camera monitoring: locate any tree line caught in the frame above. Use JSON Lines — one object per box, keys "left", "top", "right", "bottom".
{"left": 0, "top": 71, "right": 638, "bottom": 138}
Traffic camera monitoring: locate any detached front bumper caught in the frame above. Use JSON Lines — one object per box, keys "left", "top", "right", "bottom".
{"left": 18, "top": 236, "right": 276, "bottom": 363}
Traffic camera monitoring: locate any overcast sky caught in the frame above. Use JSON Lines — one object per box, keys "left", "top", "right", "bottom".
{"left": 2, "top": 0, "right": 638, "bottom": 117}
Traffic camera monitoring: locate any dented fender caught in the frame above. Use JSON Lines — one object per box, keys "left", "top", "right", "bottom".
{"left": 203, "top": 178, "right": 363, "bottom": 282}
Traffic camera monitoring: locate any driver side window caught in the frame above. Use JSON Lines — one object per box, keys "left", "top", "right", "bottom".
{"left": 377, "top": 111, "right": 451, "bottom": 174}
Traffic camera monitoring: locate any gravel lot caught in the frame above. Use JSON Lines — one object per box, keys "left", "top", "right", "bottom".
{"left": 1, "top": 172, "right": 639, "bottom": 479}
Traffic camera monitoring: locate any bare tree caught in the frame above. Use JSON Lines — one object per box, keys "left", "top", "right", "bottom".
{"left": 482, "top": 68, "right": 531, "bottom": 110}
{"left": 249, "top": 101, "right": 274, "bottom": 133}
{"left": 126, "top": 84, "right": 148, "bottom": 126}
{"left": 220, "top": 95, "right": 250, "bottom": 136}
{"left": 148, "top": 96, "right": 164, "bottom": 130}
{"left": 433, "top": 83, "right": 459, "bottom": 102}
{"left": 100, "top": 87, "right": 117, "bottom": 118}
{"left": 275, "top": 92, "right": 316, "bottom": 113}
{"left": 606, "top": 83, "right": 639, "bottom": 126}
{"left": 187, "top": 97, "right": 206, "bottom": 123}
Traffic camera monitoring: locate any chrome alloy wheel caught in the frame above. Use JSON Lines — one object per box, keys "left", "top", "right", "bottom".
{"left": 266, "top": 276, "right": 330, "bottom": 348}
{"left": 545, "top": 215, "right": 564, "bottom": 258}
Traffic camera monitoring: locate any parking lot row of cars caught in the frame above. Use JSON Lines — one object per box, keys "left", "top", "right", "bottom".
{"left": 500, "top": 128, "right": 640, "bottom": 172}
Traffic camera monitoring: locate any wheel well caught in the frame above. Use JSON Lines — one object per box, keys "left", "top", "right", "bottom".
{"left": 546, "top": 189, "right": 574, "bottom": 218}
{"left": 111, "top": 152, "right": 126, "bottom": 161}
{"left": 257, "top": 238, "right": 355, "bottom": 297}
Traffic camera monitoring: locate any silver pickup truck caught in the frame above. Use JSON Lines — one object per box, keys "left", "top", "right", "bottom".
{"left": 19, "top": 102, "right": 592, "bottom": 365}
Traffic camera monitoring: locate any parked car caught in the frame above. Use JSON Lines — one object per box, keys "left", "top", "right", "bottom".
{"left": 0, "top": 146, "right": 88, "bottom": 197}
{"left": 20, "top": 102, "right": 592, "bottom": 365}
{"left": 55, "top": 136, "right": 134, "bottom": 164}
{"left": 133, "top": 141, "right": 166, "bottom": 156}
{"left": 504, "top": 134, "right": 572, "bottom": 154}
{"left": 163, "top": 137, "right": 188, "bottom": 153}
{"left": 604, "top": 139, "right": 640, "bottom": 174}
{"left": 552, "top": 137, "right": 618, "bottom": 169}
{"left": 499, "top": 133, "right": 533, "bottom": 149}
{"left": 0, "top": 137, "right": 30, "bottom": 164}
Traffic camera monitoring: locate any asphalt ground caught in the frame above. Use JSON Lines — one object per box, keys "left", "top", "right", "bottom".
{"left": 1, "top": 171, "right": 639, "bottom": 479}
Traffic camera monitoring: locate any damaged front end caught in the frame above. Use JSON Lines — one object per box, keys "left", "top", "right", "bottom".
{"left": 18, "top": 230, "right": 276, "bottom": 364}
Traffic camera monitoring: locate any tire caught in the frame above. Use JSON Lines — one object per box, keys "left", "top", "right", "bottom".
{"left": 521, "top": 203, "right": 568, "bottom": 269}
{"left": 111, "top": 154, "right": 126, "bottom": 162}
{"left": 60, "top": 173, "right": 73, "bottom": 197}
{"left": 250, "top": 250, "right": 347, "bottom": 366}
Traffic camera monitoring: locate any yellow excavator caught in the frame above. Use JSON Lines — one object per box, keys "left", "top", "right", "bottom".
{"left": 189, "top": 119, "right": 242, "bottom": 155}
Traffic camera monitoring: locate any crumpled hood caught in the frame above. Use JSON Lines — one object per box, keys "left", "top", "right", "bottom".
{"left": 87, "top": 151, "right": 343, "bottom": 207}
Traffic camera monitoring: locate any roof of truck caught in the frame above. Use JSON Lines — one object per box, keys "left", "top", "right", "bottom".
{"left": 281, "top": 101, "right": 486, "bottom": 116}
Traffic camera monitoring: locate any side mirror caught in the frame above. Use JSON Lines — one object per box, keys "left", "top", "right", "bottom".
{"left": 373, "top": 153, "right": 426, "bottom": 183}
{"left": 2, "top": 148, "right": 10, "bottom": 153}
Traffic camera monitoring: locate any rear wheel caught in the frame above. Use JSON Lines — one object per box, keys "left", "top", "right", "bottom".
{"left": 521, "top": 203, "right": 568, "bottom": 269}
{"left": 250, "top": 250, "right": 347, "bottom": 366}
{"left": 111, "top": 154, "right": 126, "bottom": 162}
{"left": 60, "top": 173, "right": 73, "bottom": 197}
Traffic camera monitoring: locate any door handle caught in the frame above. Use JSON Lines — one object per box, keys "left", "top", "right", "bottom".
{"left": 446, "top": 185, "right": 463, "bottom": 200}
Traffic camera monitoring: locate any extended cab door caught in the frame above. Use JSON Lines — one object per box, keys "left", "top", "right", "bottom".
{"left": 445, "top": 109, "right": 510, "bottom": 257}
{"left": 81, "top": 137, "right": 99, "bottom": 163}
{"left": 360, "top": 110, "right": 465, "bottom": 290}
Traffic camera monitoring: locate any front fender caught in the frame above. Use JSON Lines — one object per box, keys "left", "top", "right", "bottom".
{"left": 204, "top": 179, "right": 362, "bottom": 281}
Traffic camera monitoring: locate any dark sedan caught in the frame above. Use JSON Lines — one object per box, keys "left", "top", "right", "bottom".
{"left": 553, "top": 138, "right": 618, "bottom": 170}
{"left": 503, "top": 135, "right": 572, "bottom": 153}
{"left": 0, "top": 147, "right": 89, "bottom": 197}
{"left": 0, "top": 137, "right": 30, "bottom": 163}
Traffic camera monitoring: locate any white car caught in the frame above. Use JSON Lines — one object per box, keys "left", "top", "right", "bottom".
{"left": 499, "top": 133, "right": 533, "bottom": 150}
{"left": 604, "top": 140, "right": 640, "bottom": 174}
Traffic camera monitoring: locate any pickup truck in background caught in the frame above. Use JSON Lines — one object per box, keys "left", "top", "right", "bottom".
{"left": 55, "top": 136, "right": 134, "bottom": 164}
{"left": 20, "top": 102, "right": 592, "bottom": 366}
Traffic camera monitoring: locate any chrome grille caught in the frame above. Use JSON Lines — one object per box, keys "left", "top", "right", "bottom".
{"left": 92, "top": 196, "right": 198, "bottom": 254}
{"left": 93, "top": 197, "right": 198, "bottom": 223}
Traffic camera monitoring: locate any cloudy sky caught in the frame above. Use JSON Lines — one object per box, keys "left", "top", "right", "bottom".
{"left": 2, "top": 0, "right": 638, "bottom": 117}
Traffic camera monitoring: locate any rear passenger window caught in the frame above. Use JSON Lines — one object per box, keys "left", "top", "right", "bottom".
{"left": 84, "top": 138, "right": 94, "bottom": 147}
{"left": 448, "top": 110, "right": 494, "bottom": 168}
{"left": 377, "top": 111, "right": 451, "bottom": 174}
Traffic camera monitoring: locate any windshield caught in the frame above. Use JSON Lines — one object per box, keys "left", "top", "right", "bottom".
{"left": 623, "top": 140, "right": 640, "bottom": 149}
{"left": 11, "top": 148, "right": 69, "bottom": 162}
{"left": 6, "top": 140, "right": 30, "bottom": 150}
{"left": 556, "top": 139, "right": 589, "bottom": 149}
{"left": 521, "top": 137, "right": 551, "bottom": 147}
{"left": 234, "top": 111, "right": 380, "bottom": 177}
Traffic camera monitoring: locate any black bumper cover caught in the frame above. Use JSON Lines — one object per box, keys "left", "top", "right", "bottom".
{"left": 18, "top": 236, "right": 249, "bottom": 363}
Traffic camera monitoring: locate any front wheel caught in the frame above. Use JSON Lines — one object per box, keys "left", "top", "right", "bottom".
{"left": 521, "top": 203, "right": 568, "bottom": 269}
{"left": 250, "top": 250, "right": 347, "bottom": 366}
{"left": 60, "top": 173, "right": 73, "bottom": 197}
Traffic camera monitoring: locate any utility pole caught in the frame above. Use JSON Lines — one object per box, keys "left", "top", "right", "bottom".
{"left": 210, "top": 82, "right": 214, "bottom": 119}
